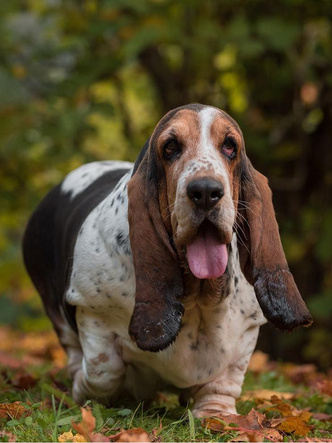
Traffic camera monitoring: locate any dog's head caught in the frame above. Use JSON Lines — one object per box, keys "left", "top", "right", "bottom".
{"left": 128, "top": 104, "right": 312, "bottom": 352}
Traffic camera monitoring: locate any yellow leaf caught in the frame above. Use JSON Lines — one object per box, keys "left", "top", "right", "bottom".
{"left": 58, "top": 430, "right": 87, "bottom": 443}
{"left": 58, "top": 430, "right": 74, "bottom": 442}
{"left": 73, "top": 434, "right": 88, "bottom": 442}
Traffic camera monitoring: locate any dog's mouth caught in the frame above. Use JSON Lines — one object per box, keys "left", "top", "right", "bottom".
{"left": 186, "top": 220, "right": 229, "bottom": 280}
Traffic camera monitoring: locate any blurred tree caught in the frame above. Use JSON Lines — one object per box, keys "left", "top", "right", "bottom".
{"left": 0, "top": 0, "right": 331, "bottom": 367}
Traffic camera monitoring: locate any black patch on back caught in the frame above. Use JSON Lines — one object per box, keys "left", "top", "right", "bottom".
{"left": 23, "top": 168, "right": 130, "bottom": 336}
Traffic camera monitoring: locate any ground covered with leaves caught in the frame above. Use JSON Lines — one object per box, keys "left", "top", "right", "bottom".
{"left": 0, "top": 326, "right": 331, "bottom": 442}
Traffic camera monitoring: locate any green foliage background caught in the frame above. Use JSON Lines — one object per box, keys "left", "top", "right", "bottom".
{"left": 0, "top": 0, "right": 331, "bottom": 368}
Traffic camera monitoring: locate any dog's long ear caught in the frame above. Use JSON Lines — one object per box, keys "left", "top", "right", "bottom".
{"left": 237, "top": 158, "right": 312, "bottom": 331}
{"left": 127, "top": 140, "right": 184, "bottom": 352}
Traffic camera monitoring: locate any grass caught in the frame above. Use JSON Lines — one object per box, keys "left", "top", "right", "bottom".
{"left": 0, "top": 361, "right": 331, "bottom": 442}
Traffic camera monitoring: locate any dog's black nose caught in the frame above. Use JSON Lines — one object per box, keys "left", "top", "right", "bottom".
{"left": 187, "top": 178, "right": 224, "bottom": 210}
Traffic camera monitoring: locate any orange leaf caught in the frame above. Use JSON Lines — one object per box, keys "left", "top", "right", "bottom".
{"left": 71, "top": 407, "right": 109, "bottom": 442}
{"left": 72, "top": 407, "right": 96, "bottom": 439}
{"left": 109, "top": 428, "right": 150, "bottom": 442}
{"left": 277, "top": 415, "right": 312, "bottom": 436}
{"left": 297, "top": 410, "right": 312, "bottom": 423}
{"left": 268, "top": 395, "right": 294, "bottom": 417}
{"left": 0, "top": 401, "right": 26, "bottom": 419}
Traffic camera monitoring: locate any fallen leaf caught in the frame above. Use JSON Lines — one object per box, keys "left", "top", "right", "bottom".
{"left": 268, "top": 395, "right": 294, "bottom": 417}
{"left": 0, "top": 401, "right": 27, "bottom": 419}
{"left": 109, "top": 428, "right": 150, "bottom": 442}
{"left": 267, "top": 396, "right": 312, "bottom": 422}
{"left": 296, "top": 410, "right": 312, "bottom": 422}
{"left": 277, "top": 415, "right": 312, "bottom": 436}
{"left": 58, "top": 430, "right": 87, "bottom": 442}
{"left": 58, "top": 430, "right": 73, "bottom": 442}
{"left": 241, "top": 390, "right": 294, "bottom": 401}
{"left": 269, "top": 417, "right": 286, "bottom": 428}
{"left": 71, "top": 407, "right": 109, "bottom": 442}
{"left": 203, "top": 409, "right": 283, "bottom": 442}
{"left": 204, "top": 408, "right": 266, "bottom": 431}
{"left": 231, "top": 435, "right": 251, "bottom": 442}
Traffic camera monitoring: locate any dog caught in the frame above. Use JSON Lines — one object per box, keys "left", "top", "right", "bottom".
{"left": 23, "top": 103, "right": 312, "bottom": 417}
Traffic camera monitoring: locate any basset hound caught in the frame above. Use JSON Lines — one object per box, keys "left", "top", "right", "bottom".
{"left": 23, "top": 104, "right": 312, "bottom": 417}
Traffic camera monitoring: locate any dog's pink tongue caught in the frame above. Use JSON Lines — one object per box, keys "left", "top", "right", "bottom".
{"left": 187, "top": 229, "right": 228, "bottom": 279}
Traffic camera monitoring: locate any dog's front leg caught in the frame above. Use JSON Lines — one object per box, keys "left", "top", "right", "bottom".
{"left": 191, "top": 324, "right": 260, "bottom": 418}
{"left": 72, "top": 307, "right": 126, "bottom": 405}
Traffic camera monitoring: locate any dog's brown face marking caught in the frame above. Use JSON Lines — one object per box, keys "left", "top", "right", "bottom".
{"left": 154, "top": 107, "right": 244, "bottom": 253}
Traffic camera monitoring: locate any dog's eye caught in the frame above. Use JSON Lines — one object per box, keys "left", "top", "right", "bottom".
{"left": 163, "top": 139, "right": 182, "bottom": 160}
{"left": 221, "top": 137, "right": 237, "bottom": 159}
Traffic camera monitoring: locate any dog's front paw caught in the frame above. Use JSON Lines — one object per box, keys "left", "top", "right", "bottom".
{"left": 192, "top": 406, "right": 237, "bottom": 419}
{"left": 192, "top": 408, "right": 232, "bottom": 419}
{"left": 72, "top": 369, "right": 90, "bottom": 404}
{"left": 191, "top": 392, "right": 237, "bottom": 419}
{"left": 72, "top": 369, "right": 115, "bottom": 406}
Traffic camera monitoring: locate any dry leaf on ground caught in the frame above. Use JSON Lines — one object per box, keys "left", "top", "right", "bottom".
{"left": 109, "top": 428, "right": 151, "bottom": 442}
{"left": 71, "top": 407, "right": 109, "bottom": 442}
{"left": 58, "top": 430, "right": 87, "bottom": 442}
{"left": 277, "top": 415, "right": 312, "bottom": 436}
{"left": 203, "top": 409, "right": 283, "bottom": 442}
{"left": 0, "top": 401, "right": 27, "bottom": 419}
